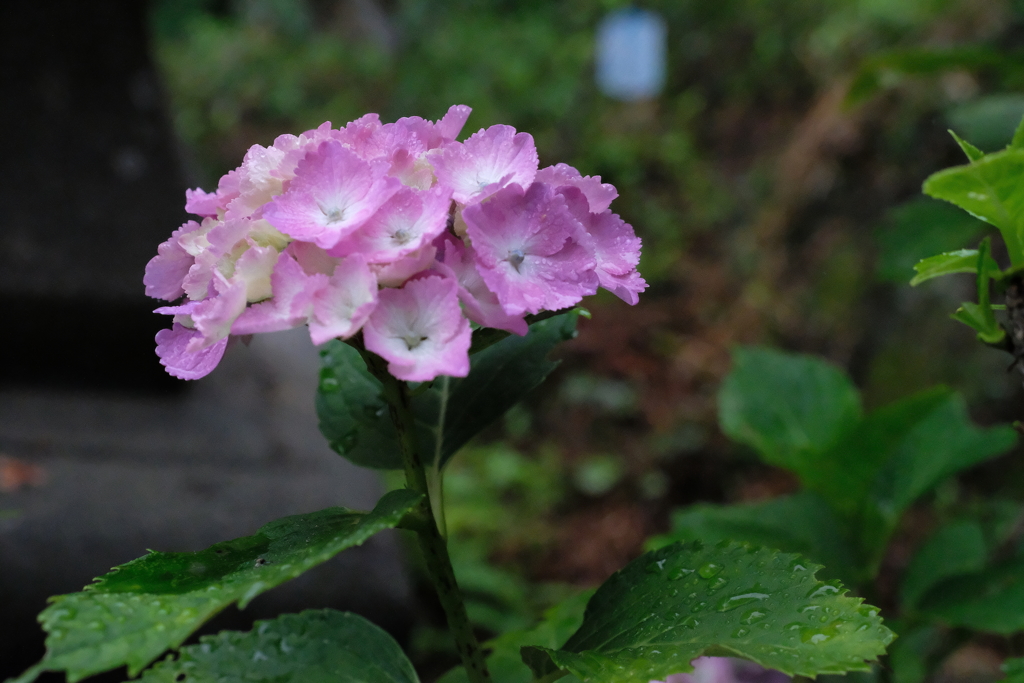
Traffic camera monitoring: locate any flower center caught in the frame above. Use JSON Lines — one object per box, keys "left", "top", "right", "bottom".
{"left": 392, "top": 228, "right": 412, "bottom": 245}
{"left": 403, "top": 334, "right": 428, "bottom": 350}
{"left": 317, "top": 200, "right": 345, "bottom": 224}
{"left": 507, "top": 248, "right": 526, "bottom": 272}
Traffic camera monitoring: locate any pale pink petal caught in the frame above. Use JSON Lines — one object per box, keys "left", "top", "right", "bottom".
{"left": 226, "top": 143, "right": 289, "bottom": 220}
{"left": 144, "top": 220, "right": 201, "bottom": 300}
{"left": 439, "top": 235, "right": 527, "bottom": 335}
{"left": 184, "top": 188, "right": 220, "bottom": 217}
{"left": 231, "top": 253, "right": 326, "bottom": 335}
{"left": 189, "top": 274, "right": 248, "bottom": 350}
{"left": 363, "top": 275, "right": 471, "bottom": 382}
{"left": 371, "top": 245, "right": 438, "bottom": 287}
{"left": 432, "top": 125, "right": 538, "bottom": 205}
{"left": 537, "top": 163, "right": 618, "bottom": 213}
{"left": 263, "top": 140, "right": 401, "bottom": 249}
{"left": 180, "top": 217, "right": 255, "bottom": 301}
{"left": 330, "top": 186, "right": 452, "bottom": 263}
{"left": 309, "top": 254, "right": 378, "bottom": 345}
{"left": 433, "top": 105, "right": 472, "bottom": 146}
{"left": 288, "top": 240, "right": 340, "bottom": 276}
{"left": 155, "top": 323, "right": 228, "bottom": 380}
{"left": 232, "top": 243, "right": 279, "bottom": 302}
{"left": 463, "top": 183, "right": 597, "bottom": 316}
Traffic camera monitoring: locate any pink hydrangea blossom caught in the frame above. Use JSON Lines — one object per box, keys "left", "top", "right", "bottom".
{"left": 147, "top": 105, "right": 644, "bottom": 382}
{"left": 432, "top": 125, "right": 538, "bottom": 205}
{"left": 263, "top": 140, "right": 401, "bottom": 249}
{"left": 329, "top": 186, "right": 452, "bottom": 263}
{"left": 363, "top": 274, "right": 471, "bottom": 381}
{"left": 462, "top": 182, "right": 598, "bottom": 316}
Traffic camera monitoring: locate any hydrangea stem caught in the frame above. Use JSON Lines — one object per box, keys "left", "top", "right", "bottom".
{"left": 368, "top": 355, "right": 492, "bottom": 683}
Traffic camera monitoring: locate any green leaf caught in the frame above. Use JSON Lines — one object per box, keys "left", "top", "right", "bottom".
{"left": 1001, "top": 656, "right": 1024, "bottom": 683}
{"left": 874, "top": 198, "right": 985, "bottom": 284}
{"left": 917, "top": 554, "right": 1024, "bottom": 634}
{"left": 796, "top": 388, "right": 952, "bottom": 521}
{"left": 718, "top": 347, "right": 861, "bottom": 471}
{"left": 317, "top": 311, "right": 580, "bottom": 470}
{"left": 316, "top": 340, "right": 404, "bottom": 469}
{"left": 946, "top": 95, "right": 1024, "bottom": 153}
{"left": 439, "top": 591, "right": 593, "bottom": 683}
{"left": 138, "top": 610, "right": 418, "bottom": 683}
{"left": 949, "top": 130, "right": 985, "bottom": 163}
{"left": 911, "top": 249, "right": 997, "bottom": 286}
{"left": 12, "top": 489, "right": 423, "bottom": 683}
{"left": 886, "top": 625, "right": 940, "bottom": 683}
{"left": 901, "top": 521, "right": 987, "bottom": 608}
{"left": 951, "top": 302, "right": 1006, "bottom": 342}
{"left": 923, "top": 148, "right": 1024, "bottom": 266}
{"left": 1012, "top": 113, "right": 1024, "bottom": 151}
{"left": 869, "top": 393, "right": 1016, "bottom": 524}
{"left": 647, "top": 493, "right": 859, "bottom": 585}
{"left": 522, "top": 542, "right": 894, "bottom": 683}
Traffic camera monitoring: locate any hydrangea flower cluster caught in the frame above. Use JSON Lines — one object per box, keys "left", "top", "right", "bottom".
{"left": 145, "top": 105, "right": 646, "bottom": 382}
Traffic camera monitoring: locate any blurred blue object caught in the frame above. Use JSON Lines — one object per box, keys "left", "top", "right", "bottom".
{"left": 595, "top": 8, "right": 667, "bottom": 101}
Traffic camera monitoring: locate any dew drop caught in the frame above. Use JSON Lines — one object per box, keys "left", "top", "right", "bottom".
{"left": 800, "top": 628, "right": 831, "bottom": 644}
{"left": 784, "top": 622, "right": 802, "bottom": 631}
{"left": 690, "top": 601, "right": 708, "bottom": 613}
{"left": 807, "top": 583, "right": 840, "bottom": 599}
{"left": 799, "top": 605, "right": 820, "bottom": 614}
{"left": 680, "top": 615, "right": 699, "bottom": 629}
{"left": 733, "top": 628, "right": 750, "bottom": 638}
{"left": 646, "top": 559, "right": 667, "bottom": 574}
{"left": 857, "top": 606, "right": 879, "bottom": 618}
{"left": 708, "top": 576, "right": 729, "bottom": 592}
{"left": 698, "top": 562, "right": 723, "bottom": 579}
{"left": 741, "top": 609, "right": 768, "bottom": 625}
{"left": 716, "top": 592, "right": 770, "bottom": 613}
{"left": 668, "top": 567, "right": 694, "bottom": 581}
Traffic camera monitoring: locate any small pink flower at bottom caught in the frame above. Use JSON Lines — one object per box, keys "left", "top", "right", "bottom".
{"left": 363, "top": 275, "right": 471, "bottom": 382}
{"left": 155, "top": 323, "right": 228, "bottom": 380}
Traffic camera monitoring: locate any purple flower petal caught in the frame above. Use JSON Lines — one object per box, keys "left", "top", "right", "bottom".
{"left": 155, "top": 323, "right": 228, "bottom": 380}
{"left": 536, "top": 163, "right": 618, "bottom": 213}
{"left": 463, "top": 182, "right": 597, "bottom": 316}
{"left": 562, "top": 188, "right": 647, "bottom": 305}
{"left": 144, "top": 220, "right": 201, "bottom": 301}
{"left": 439, "top": 235, "right": 527, "bottom": 335}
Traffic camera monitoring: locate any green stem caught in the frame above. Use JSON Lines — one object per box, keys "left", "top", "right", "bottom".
{"left": 367, "top": 354, "right": 491, "bottom": 683}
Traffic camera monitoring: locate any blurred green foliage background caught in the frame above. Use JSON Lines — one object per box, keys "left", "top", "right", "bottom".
{"left": 149, "top": 1, "right": 1024, "bottom": 679}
